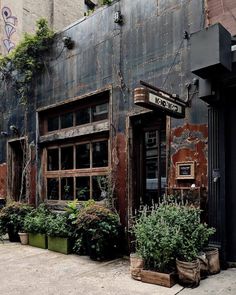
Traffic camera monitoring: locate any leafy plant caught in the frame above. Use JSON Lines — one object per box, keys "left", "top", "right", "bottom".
{"left": 46, "top": 213, "right": 70, "bottom": 238}
{"left": 133, "top": 203, "right": 215, "bottom": 272}
{"left": 0, "top": 18, "right": 54, "bottom": 104}
{"left": 0, "top": 202, "right": 33, "bottom": 239}
{"left": 74, "top": 204, "right": 121, "bottom": 260}
{"left": 24, "top": 203, "right": 51, "bottom": 234}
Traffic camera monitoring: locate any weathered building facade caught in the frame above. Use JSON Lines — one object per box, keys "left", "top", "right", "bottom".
{"left": 0, "top": 0, "right": 84, "bottom": 54}
{"left": 1, "top": 0, "right": 236, "bottom": 264}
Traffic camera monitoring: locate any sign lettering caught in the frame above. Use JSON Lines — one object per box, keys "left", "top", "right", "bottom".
{"left": 149, "top": 93, "right": 183, "bottom": 115}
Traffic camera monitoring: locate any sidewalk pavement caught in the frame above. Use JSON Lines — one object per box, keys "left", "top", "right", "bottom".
{"left": 0, "top": 242, "right": 235, "bottom": 295}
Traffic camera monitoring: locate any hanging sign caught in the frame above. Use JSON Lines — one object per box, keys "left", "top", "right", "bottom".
{"left": 134, "top": 85, "right": 185, "bottom": 118}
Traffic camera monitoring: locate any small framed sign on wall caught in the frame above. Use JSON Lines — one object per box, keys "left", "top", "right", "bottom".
{"left": 176, "top": 161, "right": 195, "bottom": 180}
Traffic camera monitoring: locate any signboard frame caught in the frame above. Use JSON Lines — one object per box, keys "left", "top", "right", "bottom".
{"left": 176, "top": 161, "right": 195, "bottom": 180}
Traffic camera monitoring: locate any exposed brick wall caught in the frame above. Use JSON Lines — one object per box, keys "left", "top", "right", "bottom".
{"left": 0, "top": 163, "right": 7, "bottom": 198}
{"left": 207, "top": 0, "right": 236, "bottom": 36}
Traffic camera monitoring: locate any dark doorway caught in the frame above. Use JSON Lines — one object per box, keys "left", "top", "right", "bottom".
{"left": 132, "top": 113, "right": 166, "bottom": 209}
{"left": 225, "top": 98, "right": 236, "bottom": 262}
{"left": 8, "top": 139, "right": 26, "bottom": 201}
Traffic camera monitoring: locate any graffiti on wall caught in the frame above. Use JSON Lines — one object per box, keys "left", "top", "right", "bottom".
{"left": 2, "top": 7, "right": 17, "bottom": 52}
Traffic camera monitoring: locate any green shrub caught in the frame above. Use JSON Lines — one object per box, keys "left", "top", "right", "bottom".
{"left": 74, "top": 204, "right": 121, "bottom": 260}
{"left": 46, "top": 213, "right": 70, "bottom": 238}
{"left": 133, "top": 203, "right": 215, "bottom": 272}
{"left": 0, "top": 202, "right": 33, "bottom": 238}
{"left": 24, "top": 203, "right": 50, "bottom": 234}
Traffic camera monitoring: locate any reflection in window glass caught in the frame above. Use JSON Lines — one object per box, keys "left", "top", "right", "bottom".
{"left": 47, "top": 178, "right": 59, "bottom": 200}
{"left": 61, "top": 112, "right": 73, "bottom": 129}
{"left": 47, "top": 148, "right": 59, "bottom": 171}
{"left": 92, "top": 141, "right": 108, "bottom": 167}
{"left": 76, "top": 144, "right": 90, "bottom": 169}
{"left": 61, "top": 177, "right": 74, "bottom": 200}
{"left": 91, "top": 102, "right": 108, "bottom": 122}
{"left": 61, "top": 146, "right": 74, "bottom": 170}
{"left": 76, "top": 177, "right": 90, "bottom": 201}
{"left": 76, "top": 107, "right": 90, "bottom": 126}
{"left": 48, "top": 116, "right": 59, "bottom": 132}
{"left": 92, "top": 176, "right": 107, "bottom": 201}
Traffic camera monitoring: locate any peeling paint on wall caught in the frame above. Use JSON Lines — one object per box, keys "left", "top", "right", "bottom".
{"left": 0, "top": 163, "right": 7, "bottom": 197}
{"left": 169, "top": 123, "right": 208, "bottom": 188}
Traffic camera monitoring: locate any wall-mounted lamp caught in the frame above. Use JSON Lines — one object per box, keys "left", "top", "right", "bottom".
{"left": 0, "top": 131, "right": 8, "bottom": 137}
{"left": 62, "top": 36, "right": 74, "bottom": 50}
{"left": 114, "top": 11, "right": 123, "bottom": 24}
{"left": 10, "top": 125, "right": 19, "bottom": 135}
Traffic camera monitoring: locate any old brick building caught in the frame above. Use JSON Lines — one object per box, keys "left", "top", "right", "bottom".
{"left": 1, "top": 0, "right": 236, "bottom": 264}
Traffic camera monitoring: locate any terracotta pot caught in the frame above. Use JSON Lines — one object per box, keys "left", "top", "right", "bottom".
{"left": 204, "top": 247, "right": 220, "bottom": 274}
{"left": 176, "top": 258, "right": 200, "bottom": 287}
{"left": 130, "top": 253, "right": 144, "bottom": 280}
{"left": 18, "top": 232, "right": 29, "bottom": 245}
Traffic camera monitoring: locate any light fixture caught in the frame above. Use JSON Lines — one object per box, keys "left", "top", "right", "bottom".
{"left": 62, "top": 36, "right": 74, "bottom": 50}
{"left": 0, "top": 131, "right": 8, "bottom": 136}
{"left": 10, "top": 125, "right": 19, "bottom": 135}
{"left": 114, "top": 11, "right": 123, "bottom": 24}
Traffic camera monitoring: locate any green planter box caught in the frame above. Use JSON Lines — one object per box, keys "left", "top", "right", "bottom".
{"left": 29, "top": 233, "right": 47, "bottom": 249}
{"left": 48, "top": 236, "right": 71, "bottom": 254}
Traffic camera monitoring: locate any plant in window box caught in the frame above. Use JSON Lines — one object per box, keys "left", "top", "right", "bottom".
{"left": 0, "top": 202, "right": 33, "bottom": 243}
{"left": 46, "top": 213, "right": 72, "bottom": 254}
{"left": 24, "top": 204, "right": 50, "bottom": 249}
{"left": 74, "top": 204, "right": 122, "bottom": 260}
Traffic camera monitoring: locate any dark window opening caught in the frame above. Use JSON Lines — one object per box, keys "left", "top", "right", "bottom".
{"left": 61, "top": 146, "right": 74, "bottom": 170}
{"left": 76, "top": 143, "right": 90, "bottom": 169}
{"left": 61, "top": 177, "right": 74, "bottom": 200}
{"left": 47, "top": 178, "right": 59, "bottom": 200}
{"left": 76, "top": 177, "right": 90, "bottom": 201}
{"left": 92, "top": 141, "right": 108, "bottom": 167}
{"left": 76, "top": 107, "right": 90, "bottom": 126}
{"left": 92, "top": 176, "right": 107, "bottom": 201}
{"left": 92, "top": 102, "right": 108, "bottom": 122}
{"left": 61, "top": 112, "right": 73, "bottom": 129}
{"left": 47, "top": 148, "right": 59, "bottom": 171}
{"left": 48, "top": 116, "right": 59, "bottom": 132}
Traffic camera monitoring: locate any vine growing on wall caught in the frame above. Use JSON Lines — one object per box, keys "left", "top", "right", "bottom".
{"left": 0, "top": 18, "right": 54, "bottom": 104}
{"left": 0, "top": 18, "right": 54, "bottom": 202}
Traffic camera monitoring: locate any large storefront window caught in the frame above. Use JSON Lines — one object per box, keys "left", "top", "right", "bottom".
{"left": 40, "top": 91, "right": 110, "bottom": 202}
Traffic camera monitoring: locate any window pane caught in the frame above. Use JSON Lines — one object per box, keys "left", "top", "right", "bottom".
{"left": 76, "top": 177, "right": 90, "bottom": 201}
{"left": 92, "top": 141, "right": 108, "bottom": 167}
{"left": 61, "top": 112, "right": 73, "bottom": 129}
{"left": 61, "top": 177, "right": 74, "bottom": 200}
{"left": 76, "top": 144, "right": 90, "bottom": 169}
{"left": 47, "top": 148, "right": 59, "bottom": 171}
{"left": 91, "top": 102, "right": 108, "bottom": 122}
{"left": 61, "top": 146, "right": 74, "bottom": 170}
{"left": 47, "top": 178, "right": 59, "bottom": 200}
{"left": 76, "top": 107, "right": 90, "bottom": 125}
{"left": 48, "top": 116, "right": 59, "bottom": 132}
{"left": 92, "top": 176, "right": 107, "bottom": 201}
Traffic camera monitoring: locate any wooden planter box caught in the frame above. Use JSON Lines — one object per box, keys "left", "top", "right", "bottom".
{"left": 48, "top": 236, "right": 71, "bottom": 254}
{"left": 140, "top": 270, "right": 177, "bottom": 288}
{"left": 29, "top": 233, "right": 47, "bottom": 249}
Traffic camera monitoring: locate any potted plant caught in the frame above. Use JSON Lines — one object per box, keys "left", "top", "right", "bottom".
{"left": 46, "top": 213, "right": 72, "bottom": 254}
{"left": 174, "top": 205, "right": 215, "bottom": 287}
{"left": 74, "top": 204, "right": 122, "bottom": 260}
{"left": 132, "top": 204, "right": 180, "bottom": 288}
{"left": 24, "top": 204, "right": 50, "bottom": 249}
{"left": 0, "top": 202, "right": 33, "bottom": 242}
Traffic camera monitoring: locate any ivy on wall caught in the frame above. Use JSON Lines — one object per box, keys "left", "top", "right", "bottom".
{"left": 0, "top": 18, "right": 54, "bottom": 104}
